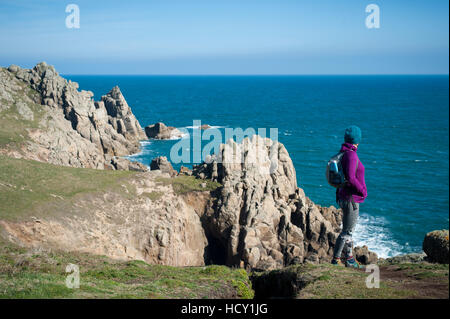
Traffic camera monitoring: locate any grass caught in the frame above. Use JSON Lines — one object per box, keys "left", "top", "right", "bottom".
{"left": 297, "top": 264, "right": 417, "bottom": 299}
{"left": 0, "top": 147, "right": 249, "bottom": 299}
{"left": 392, "top": 262, "right": 449, "bottom": 272}
{"left": 390, "top": 263, "right": 449, "bottom": 280}
{"left": 141, "top": 191, "right": 164, "bottom": 201}
{"left": 0, "top": 155, "right": 136, "bottom": 220}
{"left": 0, "top": 240, "right": 254, "bottom": 299}
{"left": 252, "top": 262, "right": 449, "bottom": 299}
{"left": 155, "top": 175, "right": 221, "bottom": 195}
{"left": 0, "top": 155, "right": 223, "bottom": 221}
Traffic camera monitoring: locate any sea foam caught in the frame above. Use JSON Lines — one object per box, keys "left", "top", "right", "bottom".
{"left": 353, "top": 214, "right": 406, "bottom": 258}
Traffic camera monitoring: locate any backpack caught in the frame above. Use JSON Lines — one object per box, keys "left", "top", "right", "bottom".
{"left": 326, "top": 151, "right": 358, "bottom": 188}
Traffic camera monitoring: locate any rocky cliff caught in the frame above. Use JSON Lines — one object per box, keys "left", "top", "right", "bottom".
{"left": 193, "top": 136, "right": 344, "bottom": 270}
{"left": 0, "top": 135, "right": 350, "bottom": 271}
{"left": 1, "top": 63, "right": 447, "bottom": 300}
{"left": 1, "top": 62, "right": 146, "bottom": 170}
{"left": 1, "top": 63, "right": 372, "bottom": 271}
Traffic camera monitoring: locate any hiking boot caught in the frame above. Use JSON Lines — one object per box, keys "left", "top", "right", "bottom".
{"left": 345, "top": 257, "right": 365, "bottom": 269}
{"left": 331, "top": 257, "right": 344, "bottom": 266}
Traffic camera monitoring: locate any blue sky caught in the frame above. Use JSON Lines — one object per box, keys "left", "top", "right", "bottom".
{"left": 0, "top": 0, "right": 448, "bottom": 74}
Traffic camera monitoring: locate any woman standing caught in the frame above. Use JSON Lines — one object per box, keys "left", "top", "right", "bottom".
{"left": 331, "top": 125, "right": 368, "bottom": 268}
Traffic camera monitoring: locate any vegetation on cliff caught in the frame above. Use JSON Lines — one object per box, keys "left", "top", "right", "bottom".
{"left": 0, "top": 155, "right": 218, "bottom": 266}
{"left": 0, "top": 239, "right": 253, "bottom": 299}
{"left": 0, "top": 68, "right": 44, "bottom": 149}
{"left": 251, "top": 262, "right": 448, "bottom": 299}
{"left": 1, "top": 155, "right": 447, "bottom": 299}
{"left": 0, "top": 154, "right": 134, "bottom": 220}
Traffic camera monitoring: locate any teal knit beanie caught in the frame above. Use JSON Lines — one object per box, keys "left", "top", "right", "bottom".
{"left": 344, "top": 125, "right": 362, "bottom": 144}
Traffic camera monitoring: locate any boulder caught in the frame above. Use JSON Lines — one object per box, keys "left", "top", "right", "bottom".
{"left": 423, "top": 230, "right": 449, "bottom": 264}
{"left": 200, "top": 124, "right": 211, "bottom": 130}
{"left": 150, "top": 156, "right": 177, "bottom": 177}
{"left": 8, "top": 64, "right": 20, "bottom": 73}
{"left": 145, "top": 122, "right": 183, "bottom": 140}
{"left": 354, "top": 245, "right": 378, "bottom": 265}
{"left": 178, "top": 166, "right": 192, "bottom": 176}
{"left": 111, "top": 157, "right": 130, "bottom": 171}
{"left": 108, "top": 157, "right": 148, "bottom": 172}
{"left": 380, "top": 252, "right": 426, "bottom": 265}
{"left": 128, "top": 161, "right": 149, "bottom": 172}
{"left": 16, "top": 102, "right": 34, "bottom": 121}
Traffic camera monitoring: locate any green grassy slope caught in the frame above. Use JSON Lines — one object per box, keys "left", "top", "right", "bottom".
{"left": 0, "top": 239, "right": 253, "bottom": 299}
{"left": 0, "top": 154, "right": 245, "bottom": 300}
{"left": 0, "top": 155, "right": 221, "bottom": 221}
{"left": 0, "top": 155, "right": 135, "bottom": 220}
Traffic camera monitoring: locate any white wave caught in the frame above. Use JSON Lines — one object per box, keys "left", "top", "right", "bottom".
{"left": 125, "top": 141, "right": 156, "bottom": 158}
{"left": 184, "top": 125, "right": 225, "bottom": 129}
{"left": 167, "top": 132, "right": 189, "bottom": 140}
{"left": 126, "top": 151, "right": 142, "bottom": 158}
{"left": 300, "top": 149, "right": 316, "bottom": 152}
{"left": 126, "top": 149, "right": 155, "bottom": 158}
{"left": 353, "top": 214, "right": 405, "bottom": 258}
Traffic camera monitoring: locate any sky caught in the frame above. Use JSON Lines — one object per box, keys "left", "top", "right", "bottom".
{"left": 0, "top": 0, "right": 448, "bottom": 74}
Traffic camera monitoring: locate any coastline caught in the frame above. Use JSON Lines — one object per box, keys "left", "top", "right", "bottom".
{"left": 0, "top": 63, "right": 448, "bottom": 299}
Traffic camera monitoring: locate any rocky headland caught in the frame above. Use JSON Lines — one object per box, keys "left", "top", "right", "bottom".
{"left": 0, "top": 63, "right": 448, "bottom": 299}
{"left": 1, "top": 62, "right": 147, "bottom": 171}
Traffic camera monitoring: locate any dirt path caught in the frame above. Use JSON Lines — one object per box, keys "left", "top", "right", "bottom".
{"left": 379, "top": 264, "right": 449, "bottom": 299}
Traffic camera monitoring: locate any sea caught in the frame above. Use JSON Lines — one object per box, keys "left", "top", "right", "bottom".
{"left": 66, "top": 74, "right": 449, "bottom": 258}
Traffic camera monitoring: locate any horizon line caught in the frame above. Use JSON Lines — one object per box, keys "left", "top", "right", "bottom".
{"left": 61, "top": 73, "right": 450, "bottom": 76}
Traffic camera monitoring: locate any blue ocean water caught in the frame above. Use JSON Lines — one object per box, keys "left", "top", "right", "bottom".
{"left": 66, "top": 75, "right": 449, "bottom": 258}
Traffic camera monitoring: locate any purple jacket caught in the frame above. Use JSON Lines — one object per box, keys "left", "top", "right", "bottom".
{"left": 336, "top": 143, "right": 367, "bottom": 203}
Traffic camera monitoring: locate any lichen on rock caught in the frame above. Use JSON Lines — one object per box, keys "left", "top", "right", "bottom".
{"left": 423, "top": 229, "right": 449, "bottom": 264}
